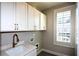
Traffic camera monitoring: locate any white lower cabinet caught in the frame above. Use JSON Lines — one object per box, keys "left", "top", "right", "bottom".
{"left": 25, "top": 49, "right": 37, "bottom": 56}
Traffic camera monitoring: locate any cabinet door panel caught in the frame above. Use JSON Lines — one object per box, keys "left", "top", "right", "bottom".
{"left": 25, "top": 3, "right": 28, "bottom": 30}
{"left": 27, "top": 5, "right": 35, "bottom": 30}
{"left": 34, "top": 9, "right": 40, "bottom": 30}
{"left": 15, "top": 3, "right": 27, "bottom": 31}
{"left": 1, "top": 2, "right": 15, "bottom": 31}
{"left": 40, "top": 13, "right": 46, "bottom": 30}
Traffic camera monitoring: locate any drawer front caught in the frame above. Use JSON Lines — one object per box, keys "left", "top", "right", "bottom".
{"left": 25, "top": 49, "right": 37, "bottom": 56}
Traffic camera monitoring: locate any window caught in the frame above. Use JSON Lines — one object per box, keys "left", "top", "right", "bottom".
{"left": 54, "top": 5, "right": 76, "bottom": 48}
{"left": 56, "top": 11, "right": 71, "bottom": 43}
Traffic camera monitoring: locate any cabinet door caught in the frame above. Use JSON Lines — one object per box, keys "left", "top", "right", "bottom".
{"left": 34, "top": 9, "right": 40, "bottom": 30}
{"left": 40, "top": 13, "right": 46, "bottom": 30}
{"left": 27, "top": 4, "right": 35, "bottom": 30}
{"left": 1, "top": 2, "right": 15, "bottom": 31}
{"left": 25, "top": 3, "right": 28, "bottom": 30}
{"left": 15, "top": 3, "right": 27, "bottom": 31}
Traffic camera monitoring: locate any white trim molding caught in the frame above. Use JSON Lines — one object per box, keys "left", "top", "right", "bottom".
{"left": 38, "top": 49, "right": 68, "bottom": 56}
{"left": 53, "top": 5, "right": 76, "bottom": 48}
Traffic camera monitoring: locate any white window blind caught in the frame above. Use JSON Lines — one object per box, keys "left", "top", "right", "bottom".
{"left": 56, "top": 11, "right": 71, "bottom": 43}
{"left": 54, "top": 5, "right": 75, "bottom": 48}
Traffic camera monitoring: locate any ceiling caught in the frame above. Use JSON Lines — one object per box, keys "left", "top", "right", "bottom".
{"left": 28, "top": 2, "right": 67, "bottom": 11}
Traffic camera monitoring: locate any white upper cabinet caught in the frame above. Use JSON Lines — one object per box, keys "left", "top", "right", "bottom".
{"left": 15, "top": 3, "right": 27, "bottom": 31}
{"left": 1, "top": 2, "right": 15, "bottom": 31}
{"left": 34, "top": 8, "right": 40, "bottom": 30}
{"left": 40, "top": 13, "right": 46, "bottom": 30}
{"left": 27, "top": 4, "right": 35, "bottom": 30}
{"left": 27, "top": 4, "right": 47, "bottom": 31}
{"left": 1, "top": 2, "right": 46, "bottom": 32}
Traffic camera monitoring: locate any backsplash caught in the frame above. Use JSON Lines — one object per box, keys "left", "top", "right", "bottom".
{"left": 1, "top": 32, "right": 42, "bottom": 51}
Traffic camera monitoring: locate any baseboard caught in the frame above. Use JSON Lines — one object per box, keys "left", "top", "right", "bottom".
{"left": 41, "top": 49, "right": 68, "bottom": 56}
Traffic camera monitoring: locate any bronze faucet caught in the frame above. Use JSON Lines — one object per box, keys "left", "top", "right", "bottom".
{"left": 13, "top": 34, "right": 19, "bottom": 48}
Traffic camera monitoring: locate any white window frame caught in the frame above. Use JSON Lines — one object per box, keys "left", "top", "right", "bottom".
{"left": 54, "top": 5, "right": 76, "bottom": 48}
